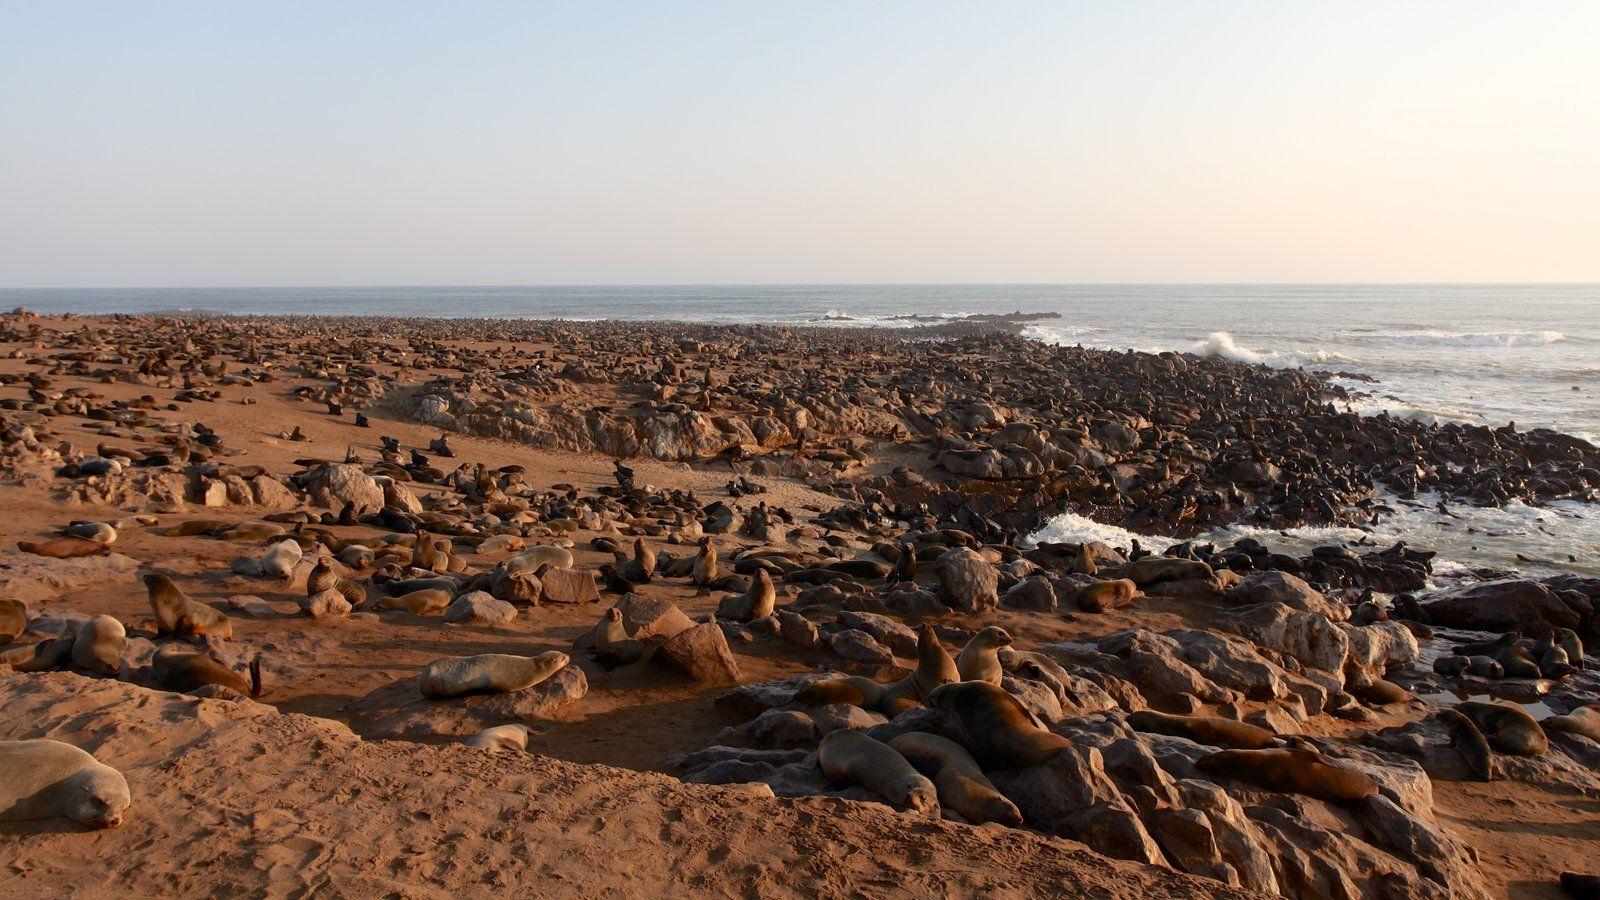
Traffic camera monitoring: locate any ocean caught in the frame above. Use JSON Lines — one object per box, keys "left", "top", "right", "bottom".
{"left": 6, "top": 282, "right": 1597, "bottom": 579}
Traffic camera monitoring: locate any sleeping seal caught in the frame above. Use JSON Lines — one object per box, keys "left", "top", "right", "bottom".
{"left": 0, "top": 740, "right": 129, "bottom": 829}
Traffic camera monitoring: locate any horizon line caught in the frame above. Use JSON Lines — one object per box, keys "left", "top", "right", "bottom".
{"left": 3, "top": 280, "right": 1598, "bottom": 292}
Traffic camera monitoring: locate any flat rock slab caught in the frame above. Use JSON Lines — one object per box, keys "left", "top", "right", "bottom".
{"left": 539, "top": 567, "right": 600, "bottom": 604}
{"left": 342, "top": 666, "right": 589, "bottom": 739}
{"left": 0, "top": 550, "right": 140, "bottom": 600}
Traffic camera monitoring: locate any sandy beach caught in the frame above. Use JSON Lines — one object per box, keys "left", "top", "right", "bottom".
{"left": 1, "top": 309, "right": 1598, "bottom": 897}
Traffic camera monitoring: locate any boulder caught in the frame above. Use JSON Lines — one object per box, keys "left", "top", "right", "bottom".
{"left": 657, "top": 623, "right": 741, "bottom": 684}
{"left": 1422, "top": 579, "right": 1581, "bottom": 632}
{"left": 937, "top": 548, "right": 998, "bottom": 613}
{"left": 302, "top": 464, "right": 384, "bottom": 515}
{"left": 443, "top": 591, "right": 518, "bottom": 625}
{"left": 538, "top": 567, "right": 600, "bottom": 604}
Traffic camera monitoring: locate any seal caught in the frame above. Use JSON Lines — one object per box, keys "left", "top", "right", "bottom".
{"left": 153, "top": 644, "right": 263, "bottom": 697}
{"left": 69, "top": 614, "right": 126, "bottom": 676}
{"left": 1541, "top": 705, "right": 1600, "bottom": 742}
{"left": 1075, "top": 578, "right": 1137, "bottom": 613}
{"left": 507, "top": 545, "right": 575, "bottom": 575}
{"left": 592, "top": 607, "right": 645, "bottom": 671}
{"left": 616, "top": 538, "right": 656, "bottom": 584}
{"left": 420, "top": 651, "right": 568, "bottom": 698}
{"left": 926, "top": 681, "right": 1070, "bottom": 769}
{"left": 377, "top": 588, "right": 453, "bottom": 615}
{"left": 16, "top": 537, "right": 109, "bottom": 559}
{"left": 1353, "top": 677, "right": 1411, "bottom": 705}
{"left": 878, "top": 623, "right": 961, "bottom": 714}
{"left": 1126, "top": 710, "right": 1279, "bottom": 749}
{"left": 1436, "top": 707, "right": 1494, "bottom": 781}
{"left": 0, "top": 598, "right": 25, "bottom": 646}
{"left": 1458, "top": 700, "right": 1549, "bottom": 756}
{"left": 260, "top": 539, "right": 302, "bottom": 579}
{"left": 816, "top": 729, "right": 938, "bottom": 817}
{"left": 716, "top": 569, "right": 774, "bottom": 623}
{"left": 143, "top": 573, "right": 233, "bottom": 638}
{"left": 955, "top": 626, "right": 1012, "bottom": 685}
{"left": 1195, "top": 747, "right": 1378, "bottom": 802}
{"left": 465, "top": 724, "right": 531, "bottom": 752}
{"left": 691, "top": 537, "right": 721, "bottom": 587}
{"left": 794, "top": 675, "right": 889, "bottom": 710}
{"left": 0, "top": 739, "right": 129, "bottom": 829}
{"left": 888, "top": 731, "right": 1023, "bottom": 826}
{"left": 63, "top": 521, "right": 116, "bottom": 544}
{"left": 1123, "top": 556, "right": 1212, "bottom": 586}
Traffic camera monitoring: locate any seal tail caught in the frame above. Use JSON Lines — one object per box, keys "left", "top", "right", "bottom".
{"left": 249, "top": 653, "right": 263, "bottom": 698}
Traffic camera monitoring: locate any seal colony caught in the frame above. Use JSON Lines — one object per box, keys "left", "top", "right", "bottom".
{"left": 0, "top": 308, "right": 1598, "bottom": 897}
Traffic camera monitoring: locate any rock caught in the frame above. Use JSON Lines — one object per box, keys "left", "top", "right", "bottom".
{"left": 443, "top": 591, "right": 518, "bottom": 625}
{"left": 1225, "top": 603, "right": 1349, "bottom": 676}
{"left": 829, "top": 629, "right": 894, "bottom": 665}
{"left": 835, "top": 611, "right": 917, "bottom": 657}
{"left": 248, "top": 475, "right": 301, "bottom": 511}
{"left": 1228, "top": 571, "right": 1346, "bottom": 619}
{"left": 992, "top": 744, "right": 1166, "bottom": 865}
{"left": 777, "top": 610, "right": 822, "bottom": 648}
{"left": 657, "top": 623, "right": 740, "bottom": 684}
{"left": 538, "top": 567, "right": 600, "bottom": 604}
{"left": 1422, "top": 578, "right": 1581, "bottom": 632}
{"left": 0, "top": 550, "right": 140, "bottom": 599}
{"left": 301, "top": 464, "right": 384, "bottom": 516}
{"left": 225, "top": 595, "right": 285, "bottom": 619}
{"left": 1168, "top": 630, "right": 1285, "bottom": 701}
{"left": 490, "top": 568, "right": 542, "bottom": 604}
{"left": 1003, "top": 576, "right": 1058, "bottom": 611}
{"left": 714, "top": 673, "right": 844, "bottom": 718}
{"left": 573, "top": 593, "right": 693, "bottom": 649}
{"left": 1340, "top": 620, "right": 1419, "bottom": 687}
{"left": 937, "top": 548, "right": 998, "bottom": 613}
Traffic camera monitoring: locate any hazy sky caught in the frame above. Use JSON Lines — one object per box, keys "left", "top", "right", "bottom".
{"left": 2, "top": 2, "right": 1596, "bottom": 286}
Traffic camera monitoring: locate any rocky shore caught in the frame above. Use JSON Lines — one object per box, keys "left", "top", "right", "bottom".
{"left": 1, "top": 309, "right": 1597, "bottom": 897}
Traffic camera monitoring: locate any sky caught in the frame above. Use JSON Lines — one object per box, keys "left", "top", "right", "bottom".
{"left": 1, "top": 2, "right": 1597, "bottom": 287}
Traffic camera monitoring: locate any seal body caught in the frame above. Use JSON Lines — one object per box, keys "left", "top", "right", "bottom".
{"left": 716, "top": 569, "right": 774, "bottom": 622}
{"left": 817, "top": 729, "right": 938, "bottom": 817}
{"left": 955, "top": 627, "right": 1012, "bottom": 685}
{"left": 1542, "top": 705, "right": 1600, "bottom": 742}
{"left": 420, "top": 651, "right": 568, "bottom": 698}
{"left": 69, "top": 615, "right": 127, "bottom": 676}
{"left": 1076, "top": 578, "right": 1137, "bottom": 613}
{"left": 1123, "top": 556, "right": 1212, "bottom": 586}
{"left": 0, "top": 740, "right": 129, "bottom": 829}
{"left": 508, "top": 545, "right": 575, "bottom": 574}
{"left": 794, "top": 676, "right": 887, "bottom": 710}
{"left": 1127, "top": 710, "right": 1278, "bottom": 749}
{"left": 17, "top": 538, "right": 108, "bottom": 559}
{"left": 594, "top": 607, "right": 644, "bottom": 670}
{"left": 888, "top": 731, "right": 1022, "bottom": 825}
{"left": 879, "top": 623, "right": 960, "bottom": 713}
{"left": 379, "top": 588, "right": 453, "bottom": 615}
{"left": 465, "top": 724, "right": 530, "bottom": 752}
{"left": 153, "top": 645, "right": 261, "bottom": 697}
{"left": 1437, "top": 708, "right": 1494, "bottom": 781}
{"left": 144, "top": 573, "right": 232, "bottom": 638}
{"left": 926, "top": 681, "right": 1070, "bottom": 769}
{"left": 0, "top": 599, "right": 26, "bottom": 645}
{"left": 1458, "top": 700, "right": 1548, "bottom": 756}
{"left": 1195, "top": 747, "right": 1378, "bottom": 802}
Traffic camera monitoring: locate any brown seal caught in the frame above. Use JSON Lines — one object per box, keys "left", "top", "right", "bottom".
{"left": 1436, "top": 707, "right": 1494, "bottom": 781}
{"left": 1542, "top": 705, "right": 1600, "bottom": 742}
{"left": 879, "top": 623, "right": 961, "bottom": 714}
{"left": 420, "top": 651, "right": 568, "bottom": 698}
{"left": 0, "top": 598, "right": 26, "bottom": 646}
{"left": 794, "top": 675, "right": 888, "bottom": 709}
{"left": 888, "top": 731, "right": 1023, "bottom": 825}
{"left": 1122, "top": 556, "right": 1212, "bottom": 586}
{"left": 1126, "top": 710, "right": 1278, "bottom": 749}
{"left": 955, "top": 626, "right": 1012, "bottom": 685}
{"left": 817, "top": 729, "right": 938, "bottom": 817}
{"left": 593, "top": 607, "right": 645, "bottom": 670}
{"left": 17, "top": 537, "right": 109, "bottom": 559}
{"left": 926, "top": 681, "right": 1070, "bottom": 769}
{"left": 143, "top": 573, "right": 233, "bottom": 638}
{"left": 1458, "top": 700, "right": 1549, "bottom": 756}
{"left": 716, "top": 569, "right": 774, "bottom": 623}
{"left": 1075, "top": 578, "right": 1137, "bottom": 613}
{"left": 69, "top": 614, "right": 127, "bottom": 676}
{"left": 0, "top": 739, "right": 130, "bottom": 829}
{"left": 153, "top": 644, "right": 263, "bottom": 697}
{"left": 377, "top": 588, "right": 453, "bottom": 615}
{"left": 465, "top": 724, "right": 531, "bottom": 752}
{"left": 1195, "top": 747, "right": 1378, "bottom": 802}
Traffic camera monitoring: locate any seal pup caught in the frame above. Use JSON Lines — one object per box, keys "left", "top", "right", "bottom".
{"left": 888, "top": 731, "right": 1023, "bottom": 825}
{"left": 69, "top": 614, "right": 126, "bottom": 676}
{"left": 1075, "top": 578, "right": 1137, "bottom": 613}
{"left": 817, "top": 729, "right": 938, "bottom": 818}
{"left": 716, "top": 569, "right": 774, "bottom": 623}
{"left": 1436, "top": 708, "right": 1494, "bottom": 781}
{"left": 153, "top": 644, "right": 263, "bottom": 697}
{"left": 1127, "top": 710, "right": 1278, "bottom": 749}
{"left": 878, "top": 623, "right": 961, "bottom": 714}
{"left": 465, "top": 724, "right": 531, "bottom": 753}
{"left": 592, "top": 607, "right": 645, "bottom": 671}
{"left": 143, "top": 573, "right": 233, "bottom": 638}
{"left": 420, "top": 651, "right": 568, "bottom": 698}
{"left": 1196, "top": 746, "right": 1378, "bottom": 802}
{"left": 0, "top": 740, "right": 129, "bottom": 829}
{"left": 17, "top": 537, "right": 109, "bottom": 559}
{"left": 306, "top": 557, "right": 338, "bottom": 595}
{"left": 0, "top": 598, "right": 26, "bottom": 645}
{"left": 926, "top": 681, "right": 1070, "bottom": 769}
{"left": 955, "top": 626, "right": 1011, "bottom": 685}
{"left": 1458, "top": 700, "right": 1549, "bottom": 756}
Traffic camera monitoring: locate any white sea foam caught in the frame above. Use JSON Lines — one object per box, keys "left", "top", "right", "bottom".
{"left": 1190, "top": 331, "right": 1354, "bottom": 368}
{"left": 1350, "top": 328, "right": 1571, "bottom": 348}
